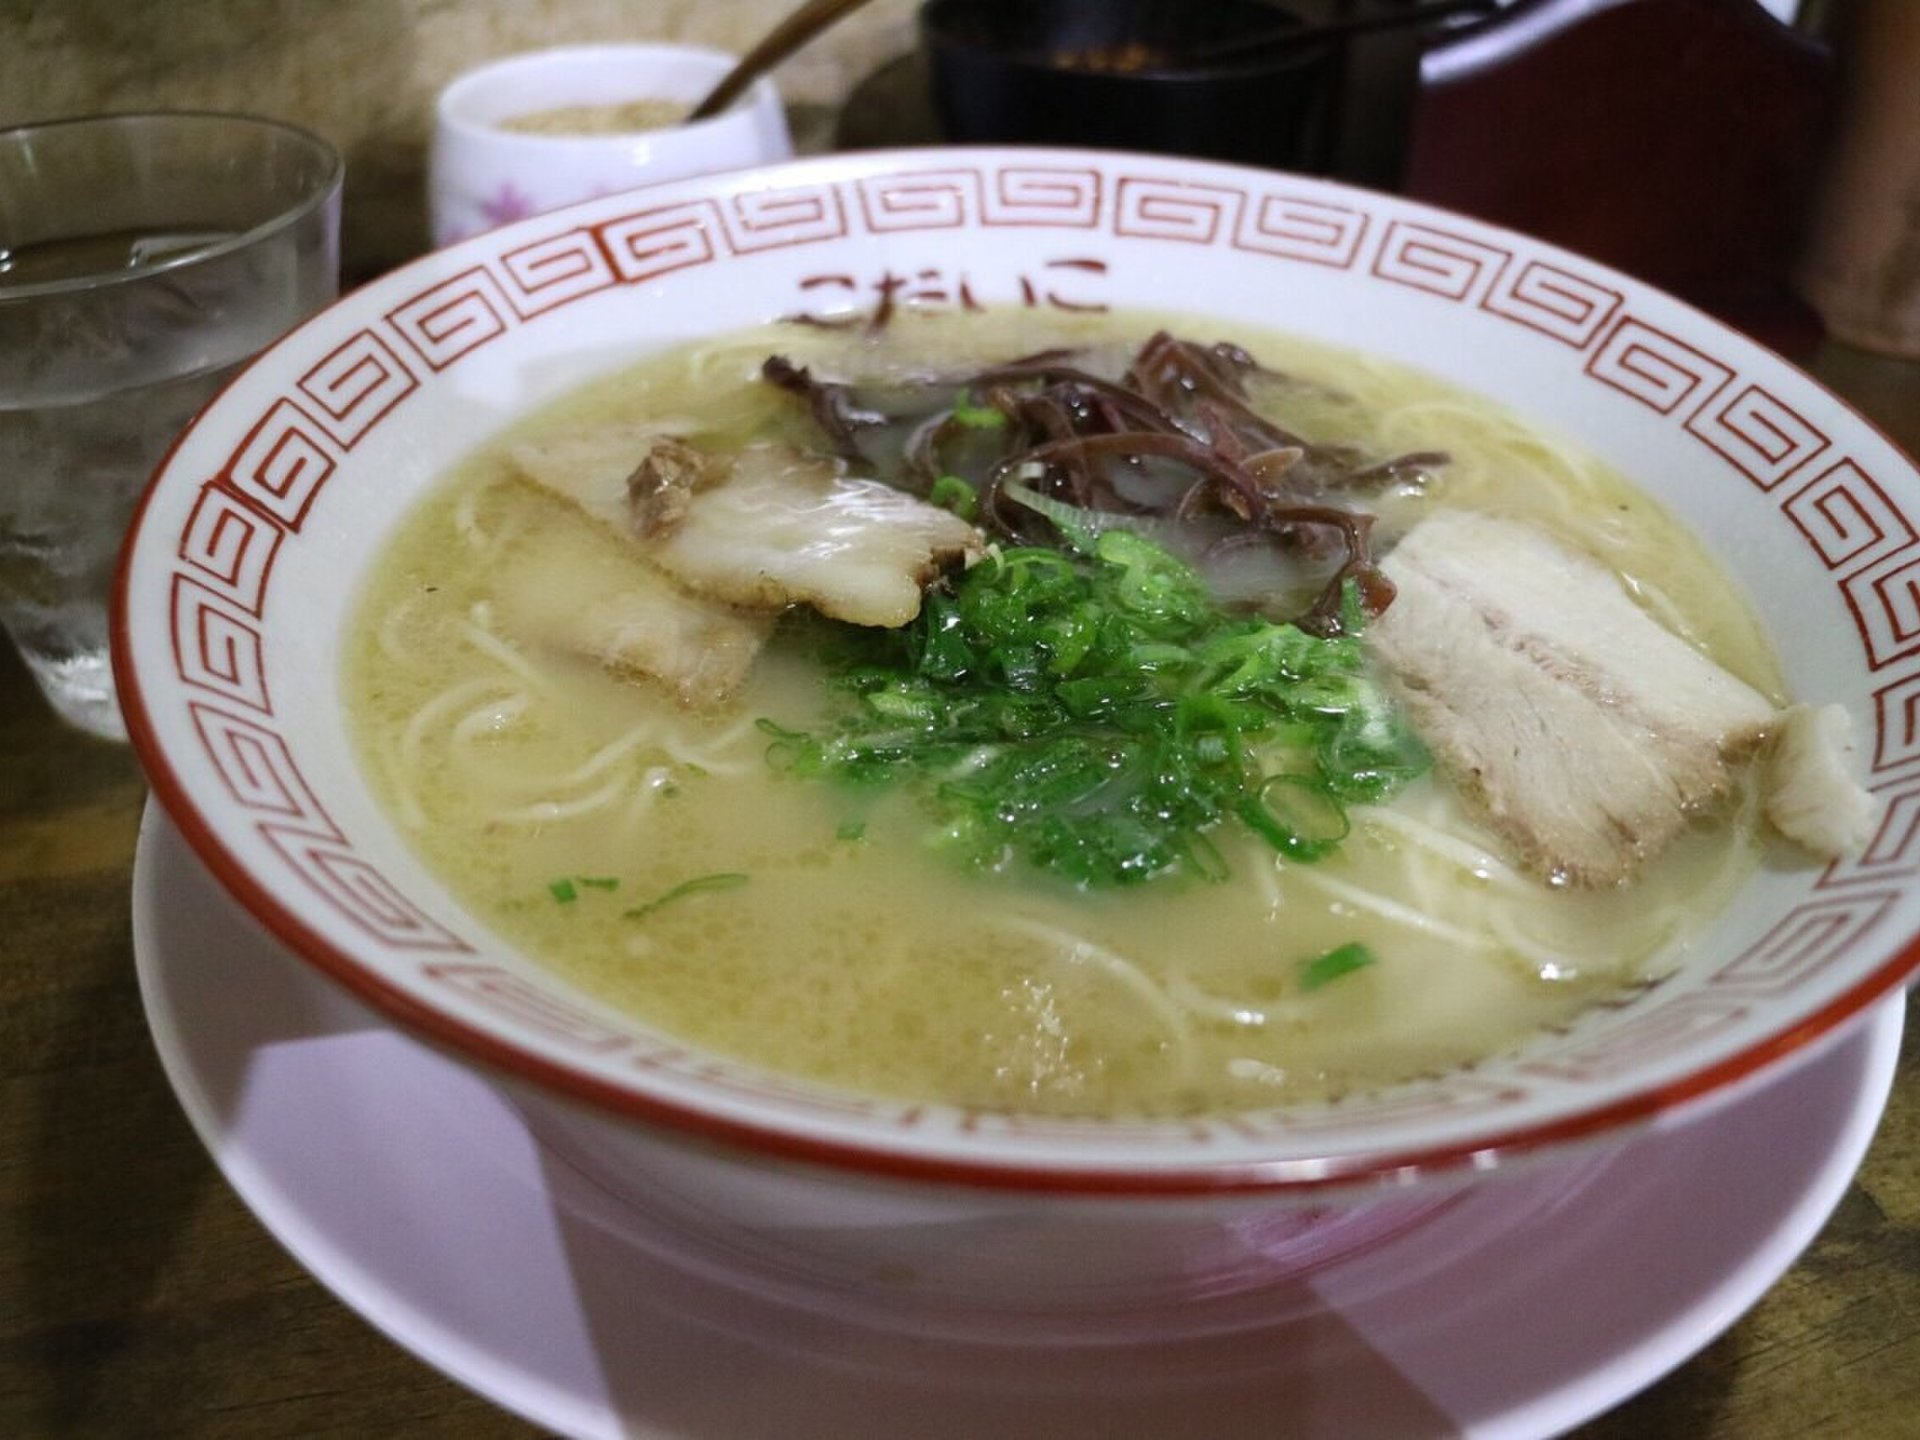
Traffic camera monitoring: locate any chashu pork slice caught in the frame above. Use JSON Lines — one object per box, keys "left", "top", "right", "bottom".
{"left": 1766, "top": 702, "right": 1877, "bottom": 859}
{"left": 511, "top": 422, "right": 700, "bottom": 535}
{"left": 513, "top": 430, "right": 983, "bottom": 628}
{"left": 1368, "top": 510, "right": 1776, "bottom": 887}
{"left": 494, "top": 520, "right": 773, "bottom": 709}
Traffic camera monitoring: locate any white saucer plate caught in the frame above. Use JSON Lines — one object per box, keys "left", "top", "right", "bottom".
{"left": 133, "top": 804, "right": 1904, "bottom": 1439}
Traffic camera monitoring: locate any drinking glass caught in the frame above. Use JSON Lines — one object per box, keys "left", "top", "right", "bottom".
{"left": 0, "top": 112, "right": 342, "bottom": 740}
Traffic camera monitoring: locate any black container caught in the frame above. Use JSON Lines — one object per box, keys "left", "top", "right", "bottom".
{"left": 921, "top": 0, "right": 1342, "bottom": 172}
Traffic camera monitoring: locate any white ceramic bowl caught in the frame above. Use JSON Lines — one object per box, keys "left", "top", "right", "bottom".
{"left": 115, "top": 147, "right": 1920, "bottom": 1311}
{"left": 428, "top": 43, "right": 792, "bottom": 247}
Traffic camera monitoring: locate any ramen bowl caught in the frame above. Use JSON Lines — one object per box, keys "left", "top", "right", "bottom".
{"left": 114, "top": 147, "right": 1920, "bottom": 1316}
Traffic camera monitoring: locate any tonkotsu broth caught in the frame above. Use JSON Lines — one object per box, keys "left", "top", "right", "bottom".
{"left": 346, "top": 310, "right": 1777, "bottom": 1118}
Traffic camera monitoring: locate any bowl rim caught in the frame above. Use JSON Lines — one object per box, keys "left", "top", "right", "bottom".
{"left": 112, "top": 142, "right": 1920, "bottom": 1197}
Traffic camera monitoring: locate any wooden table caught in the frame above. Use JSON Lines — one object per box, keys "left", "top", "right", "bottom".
{"left": 2, "top": 342, "right": 1918, "bottom": 1439}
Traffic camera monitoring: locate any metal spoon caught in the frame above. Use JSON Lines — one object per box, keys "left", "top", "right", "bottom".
{"left": 689, "top": 0, "right": 883, "bottom": 120}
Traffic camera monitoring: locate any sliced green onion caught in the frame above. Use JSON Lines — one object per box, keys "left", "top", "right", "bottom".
{"left": 1000, "top": 482, "right": 1108, "bottom": 552}
{"left": 928, "top": 473, "right": 980, "bottom": 520}
{"left": 625, "top": 872, "right": 750, "bottom": 920}
{"left": 1300, "top": 941, "right": 1377, "bottom": 992}
{"left": 1240, "top": 774, "right": 1350, "bottom": 861}
{"left": 761, "top": 525, "right": 1425, "bottom": 889}
{"left": 950, "top": 391, "right": 1008, "bottom": 430}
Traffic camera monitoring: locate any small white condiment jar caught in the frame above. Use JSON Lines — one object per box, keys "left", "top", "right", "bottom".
{"left": 428, "top": 44, "right": 793, "bottom": 247}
